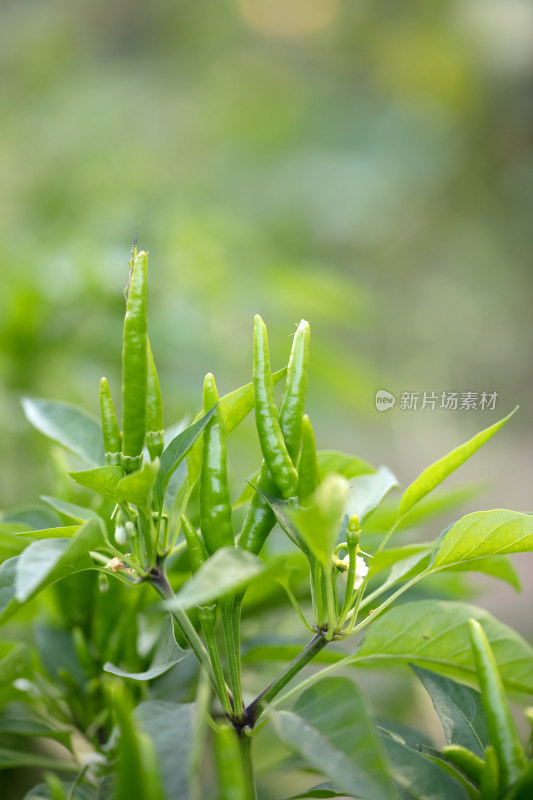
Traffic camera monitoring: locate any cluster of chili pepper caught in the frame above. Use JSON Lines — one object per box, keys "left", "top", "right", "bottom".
{"left": 238, "top": 316, "right": 311, "bottom": 554}
{"left": 98, "top": 248, "right": 165, "bottom": 560}
{"left": 170, "top": 314, "right": 313, "bottom": 719}
{"left": 101, "top": 249, "right": 360, "bottom": 725}
{"left": 100, "top": 247, "right": 163, "bottom": 475}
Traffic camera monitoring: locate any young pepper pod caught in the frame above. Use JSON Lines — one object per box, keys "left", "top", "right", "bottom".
{"left": 469, "top": 619, "right": 527, "bottom": 790}
{"left": 253, "top": 315, "right": 298, "bottom": 499}
{"left": 278, "top": 319, "right": 310, "bottom": 462}
{"left": 146, "top": 338, "right": 164, "bottom": 461}
{"left": 200, "top": 373, "right": 234, "bottom": 555}
{"left": 100, "top": 377, "right": 122, "bottom": 466}
{"left": 237, "top": 463, "right": 277, "bottom": 555}
{"left": 180, "top": 514, "right": 208, "bottom": 573}
{"left": 480, "top": 745, "right": 500, "bottom": 800}
{"left": 441, "top": 745, "right": 485, "bottom": 786}
{"left": 297, "top": 414, "right": 320, "bottom": 503}
{"left": 121, "top": 249, "right": 148, "bottom": 473}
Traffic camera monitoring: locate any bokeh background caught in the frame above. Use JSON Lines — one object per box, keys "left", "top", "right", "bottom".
{"left": 1, "top": 0, "right": 532, "bottom": 645}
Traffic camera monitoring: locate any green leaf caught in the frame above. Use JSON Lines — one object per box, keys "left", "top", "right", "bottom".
{"left": 353, "top": 600, "right": 533, "bottom": 693}
{"left": 271, "top": 677, "right": 394, "bottom": 800}
{"left": 411, "top": 665, "right": 489, "bottom": 758}
{"left": 115, "top": 460, "right": 159, "bottom": 510}
{"left": 399, "top": 409, "right": 517, "bottom": 517}
{"left": 14, "top": 526, "right": 80, "bottom": 540}
{"left": 346, "top": 466, "right": 398, "bottom": 522}
{"left": 1, "top": 504, "right": 62, "bottom": 531}
{"left": 135, "top": 701, "right": 196, "bottom": 800}
{"left": 284, "top": 786, "right": 346, "bottom": 799}
{"left": 252, "top": 488, "right": 308, "bottom": 552}
{"left": 41, "top": 496, "right": 100, "bottom": 522}
{"left": 361, "top": 549, "right": 432, "bottom": 607}
{"left": 369, "top": 545, "right": 432, "bottom": 577}
{"left": 97, "top": 777, "right": 114, "bottom": 800}
{"left": 0, "top": 557, "right": 22, "bottom": 624}
{"left": 433, "top": 510, "right": 533, "bottom": 568}
{"left": 22, "top": 397, "right": 105, "bottom": 467}
{"left": 14, "top": 518, "right": 104, "bottom": 603}
{"left": 221, "top": 367, "right": 286, "bottom": 435}
{"left": 0, "top": 643, "right": 31, "bottom": 685}
{"left": 0, "top": 704, "right": 71, "bottom": 749}
{"left": 448, "top": 554, "right": 520, "bottom": 591}
{"left": 69, "top": 466, "right": 123, "bottom": 502}
{"left": 24, "top": 783, "right": 95, "bottom": 800}
{"left": 0, "top": 747, "right": 78, "bottom": 772}
{"left": 382, "top": 738, "right": 469, "bottom": 800}
{"left": 155, "top": 407, "right": 217, "bottom": 509}
{"left": 0, "top": 550, "right": 103, "bottom": 627}
{"left": 364, "top": 546, "right": 520, "bottom": 609}
{"left": 318, "top": 450, "right": 375, "bottom": 479}
{"left": 104, "top": 615, "right": 189, "bottom": 680}
{"left": 0, "top": 532, "right": 32, "bottom": 559}
{"left": 164, "top": 547, "right": 266, "bottom": 610}
{"left": 289, "top": 474, "right": 349, "bottom": 565}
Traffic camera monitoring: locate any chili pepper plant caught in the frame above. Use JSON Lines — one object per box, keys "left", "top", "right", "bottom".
{"left": 1, "top": 249, "right": 532, "bottom": 800}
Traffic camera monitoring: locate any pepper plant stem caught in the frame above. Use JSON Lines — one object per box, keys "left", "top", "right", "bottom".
{"left": 237, "top": 728, "right": 257, "bottom": 800}
{"left": 245, "top": 632, "right": 328, "bottom": 728}
{"left": 221, "top": 595, "right": 244, "bottom": 720}
{"left": 149, "top": 568, "right": 223, "bottom": 705}
{"left": 324, "top": 568, "right": 337, "bottom": 641}
{"left": 199, "top": 607, "right": 234, "bottom": 717}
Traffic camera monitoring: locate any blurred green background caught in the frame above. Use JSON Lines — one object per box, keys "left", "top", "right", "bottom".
{"left": 1, "top": 0, "right": 532, "bottom": 629}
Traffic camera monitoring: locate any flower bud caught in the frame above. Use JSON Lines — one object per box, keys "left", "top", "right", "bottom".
{"left": 114, "top": 525, "right": 127, "bottom": 545}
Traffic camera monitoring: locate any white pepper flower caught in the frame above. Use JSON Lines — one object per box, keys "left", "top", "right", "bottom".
{"left": 339, "top": 554, "right": 368, "bottom": 589}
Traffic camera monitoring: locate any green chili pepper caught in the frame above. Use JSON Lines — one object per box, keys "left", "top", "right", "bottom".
{"left": 237, "top": 463, "right": 277, "bottom": 554}
{"left": 200, "top": 373, "right": 234, "bottom": 555}
{"left": 180, "top": 514, "right": 208, "bottom": 574}
{"left": 278, "top": 319, "right": 310, "bottom": 462}
{"left": 253, "top": 315, "right": 298, "bottom": 500}
{"left": 121, "top": 249, "right": 148, "bottom": 473}
{"left": 442, "top": 745, "right": 485, "bottom": 786}
{"left": 239, "top": 320, "right": 311, "bottom": 554}
{"left": 297, "top": 414, "right": 320, "bottom": 503}
{"left": 146, "top": 337, "right": 164, "bottom": 461}
{"left": 480, "top": 745, "right": 500, "bottom": 800}
{"left": 469, "top": 619, "right": 527, "bottom": 789}
{"left": 100, "top": 377, "right": 122, "bottom": 466}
